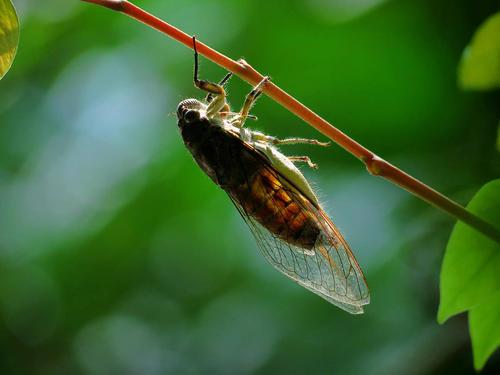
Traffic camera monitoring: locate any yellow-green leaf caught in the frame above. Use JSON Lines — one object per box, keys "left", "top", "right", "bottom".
{"left": 469, "top": 292, "right": 500, "bottom": 370}
{"left": 0, "top": 0, "right": 19, "bottom": 79}
{"left": 438, "top": 179, "right": 500, "bottom": 323}
{"left": 459, "top": 12, "right": 500, "bottom": 90}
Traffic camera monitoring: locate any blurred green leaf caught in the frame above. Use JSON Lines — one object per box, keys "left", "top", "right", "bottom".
{"left": 0, "top": 0, "right": 19, "bottom": 79}
{"left": 459, "top": 12, "right": 500, "bottom": 90}
{"left": 438, "top": 179, "right": 500, "bottom": 324}
{"left": 469, "top": 292, "right": 500, "bottom": 370}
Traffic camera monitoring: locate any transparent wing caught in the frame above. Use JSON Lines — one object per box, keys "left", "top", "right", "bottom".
{"left": 228, "top": 165, "right": 370, "bottom": 314}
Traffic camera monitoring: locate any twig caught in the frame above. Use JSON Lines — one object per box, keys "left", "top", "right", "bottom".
{"left": 81, "top": 0, "right": 500, "bottom": 244}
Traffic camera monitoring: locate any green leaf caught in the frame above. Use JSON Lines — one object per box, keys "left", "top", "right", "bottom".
{"left": 458, "top": 12, "right": 500, "bottom": 90}
{"left": 469, "top": 292, "right": 500, "bottom": 370}
{"left": 438, "top": 179, "right": 500, "bottom": 323}
{"left": 0, "top": 0, "right": 19, "bottom": 80}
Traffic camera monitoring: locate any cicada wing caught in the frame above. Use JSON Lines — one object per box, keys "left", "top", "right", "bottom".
{"left": 228, "top": 176, "right": 370, "bottom": 314}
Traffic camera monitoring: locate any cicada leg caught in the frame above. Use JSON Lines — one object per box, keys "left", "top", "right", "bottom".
{"left": 232, "top": 76, "right": 270, "bottom": 128}
{"left": 288, "top": 156, "right": 319, "bottom": 169}
{"left": 192, "top": 36, "right": 229, "bottom": 116}
{"left": 205, "top": 72, "right": 232, "bottom": 103}
{"left": 247, "top": 131, "right": 330, "bottom": 148}
{"left": 271, "top": 137, "right": 330, "bottom": 147}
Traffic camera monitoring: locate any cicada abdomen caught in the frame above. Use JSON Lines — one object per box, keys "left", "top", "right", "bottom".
{"left": 233, "top": 166, "right": 320, "bottom": 250}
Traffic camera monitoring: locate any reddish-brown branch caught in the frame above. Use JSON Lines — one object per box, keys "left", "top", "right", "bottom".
{"left": 81, "top": 0, "right": 500, "bottom": 244}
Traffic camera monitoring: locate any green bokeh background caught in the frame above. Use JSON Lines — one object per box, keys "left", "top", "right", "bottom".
{"left": 1, "top": 0, "right": 499, "bottom": 374}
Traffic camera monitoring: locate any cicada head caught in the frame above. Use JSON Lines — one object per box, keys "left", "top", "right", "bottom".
{"left": 176, "top": 98, "right": 205, "bottom": 128}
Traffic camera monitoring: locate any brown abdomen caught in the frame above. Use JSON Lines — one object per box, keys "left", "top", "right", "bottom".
{"left": 234, "top": 167, "right": 320, "bottom": 249}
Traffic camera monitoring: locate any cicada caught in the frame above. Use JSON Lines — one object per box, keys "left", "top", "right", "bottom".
{"left": 176, "top": 38, "right": 369, "bottom": 314}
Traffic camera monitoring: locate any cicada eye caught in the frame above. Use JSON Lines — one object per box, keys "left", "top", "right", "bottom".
{"left": 184, "top": 109, "right": 200, "bottom": 124}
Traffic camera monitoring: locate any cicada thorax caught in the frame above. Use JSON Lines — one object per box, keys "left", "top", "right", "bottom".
{"left": 233, "top": 166, "right": 321, "bottom": 250}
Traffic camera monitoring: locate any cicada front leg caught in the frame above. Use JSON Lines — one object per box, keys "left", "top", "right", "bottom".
{"left": 192, "top": 36, "right": 229, "bottom": 117}
{"left": 232, "top": 76, "right": 271, "bottom": 128}
{"left": 205, "top": 72, "right": 232, "bottom": 104}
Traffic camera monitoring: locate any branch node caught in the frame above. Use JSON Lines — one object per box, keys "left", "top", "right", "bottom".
{"left": 237, "top": 58, "right": 250, "bottom": 69}
{"left": 236, "top": 58, "right": 262, "bottom": 83}
{"left": 364, "top": 155, "right": 386, "bottom": 176}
